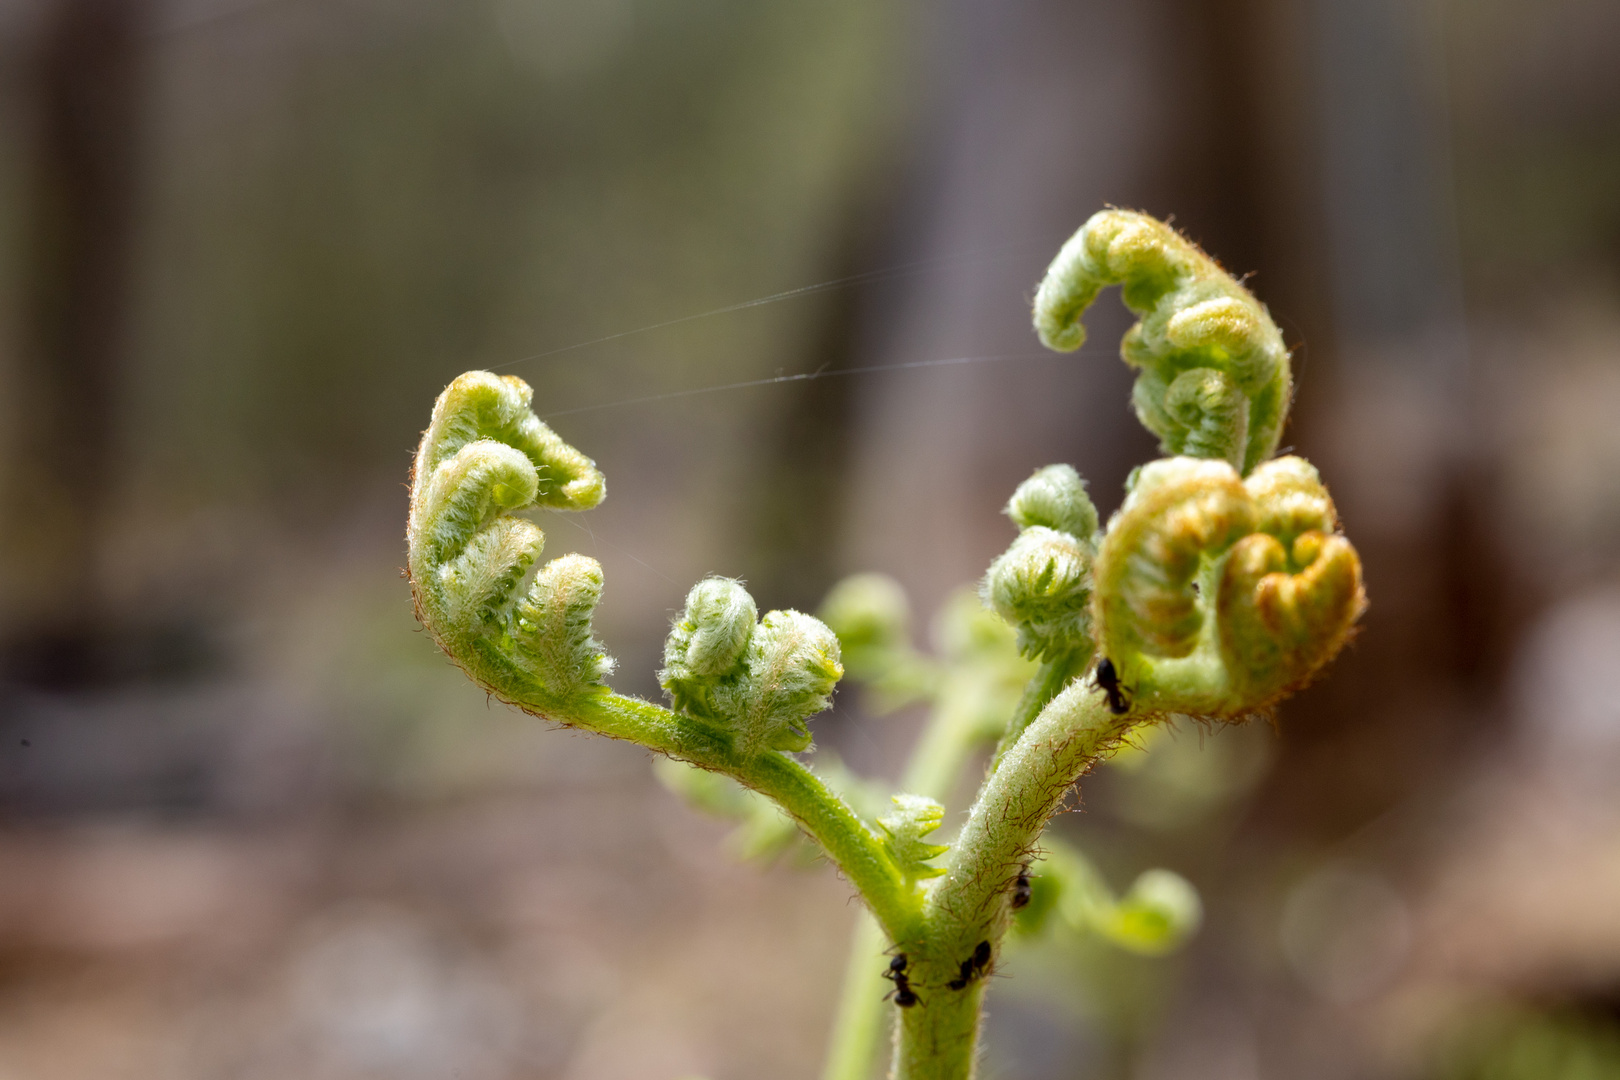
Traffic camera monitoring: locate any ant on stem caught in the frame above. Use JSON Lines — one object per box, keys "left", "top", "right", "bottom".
{"left": 883, "top": 952, "right": 920, "bottom": 1008}
{"left": 1095, "top": 657, "right": 1132, "bottom": 715}
{"left": 947, "top": 940, "right": 992, "bottom": 991}
{"left": 1011, "top": 864, "right": 1032, "bottom": 911}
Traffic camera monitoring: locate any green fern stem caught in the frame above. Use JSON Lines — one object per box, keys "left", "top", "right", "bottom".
{"left": 497, "top": 682, "right": 925, "bottom": 945}
{"left": 897, "top": 676, "right": 1136, "bottom": 1079}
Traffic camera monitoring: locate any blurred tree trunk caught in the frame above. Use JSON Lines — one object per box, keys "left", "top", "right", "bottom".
{"left": 4, "top": 0, "right": 146, "bottom": 688}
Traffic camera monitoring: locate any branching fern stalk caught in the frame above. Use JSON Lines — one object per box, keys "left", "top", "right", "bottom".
{"left": 407, "top": 209, "right": 1365, "bottom": 1080}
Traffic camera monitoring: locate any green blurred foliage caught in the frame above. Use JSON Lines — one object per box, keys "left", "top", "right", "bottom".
{"left": 120, "top": 0, "right": 916, "bottom": 507}
{"left": 1438, "top": 1006, "right": 1620, "bottom": 1080}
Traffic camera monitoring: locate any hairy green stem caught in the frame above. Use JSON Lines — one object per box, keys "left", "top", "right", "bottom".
{"left": 557, "top": 689, "right": 922, "bottom": 944}
{"left": 896, "top": 677, "right": 1136, "bottom": 1080}
{"left": 823, "top": 680, "right": 1002, "bottom": 1078}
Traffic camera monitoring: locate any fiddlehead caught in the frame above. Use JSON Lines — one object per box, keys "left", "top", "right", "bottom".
{"left": 408, "top": 371, "right": 612, "bottom": 705}
{"left": 1092, "top": 458, "right": 1256, "bottom": 665}
{"left": 410, "top": 206, "right": 1370, "bottom": 1080}
{"left": 1091, "top": 455, "right": 1365, "bottom": 717}
{"left": 893, "top": 211, "right": 1364, "bottom": 1078}
{"left": 660, "top": 577, "right": 760, "bottom": 718}
{"left": 1033, "top": 209, "right": 1290, "bottom": 474}
{"left": 1217, "top": 462, "right": 1364, "bottom": 707}
{"left": 1025, "top": 209, "right": 1364, "bottom": 719}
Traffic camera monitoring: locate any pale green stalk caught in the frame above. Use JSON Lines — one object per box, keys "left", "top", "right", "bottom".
{"left": 821, "top": 910, "right": 892, "bottom": 1080}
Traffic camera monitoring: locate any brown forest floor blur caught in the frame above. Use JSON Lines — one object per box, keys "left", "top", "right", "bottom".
{"left": 2, "top": 0, "right": 1620, "bottom": 1078}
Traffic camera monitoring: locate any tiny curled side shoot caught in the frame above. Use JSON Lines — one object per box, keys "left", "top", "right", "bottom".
{"left": 661, "top": 577, "right": 843, "bottom": 756}
{"left": 878, "top": 794, "right": 951, "bottom": 886}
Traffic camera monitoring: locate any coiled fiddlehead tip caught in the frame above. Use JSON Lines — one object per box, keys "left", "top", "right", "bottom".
{"left": 1092, "top": 455, "right": 1364, "bottom": 717}
{"left": 663, "top": 579, "right": 844, "bottom": 755}
{"left": 1243, "top": 454, "right": 1338, "bottom": 540}
{"left": 408, "top": 371, "right": 612, "bottom": 707}
{"left": 661, "top": 577, "right": 759, "bottom": 716}
{"left": 1094, "top": 457, "right": 1256, "bottom": 665}
{"left": 414, "top": 371, "right": 605, "bottom": 515}
{"left": 1032, "top": 209, "right": 1291, "bottom": 475}
{"left": 1217, "top": 458, "right": 1365, "bottom": 707}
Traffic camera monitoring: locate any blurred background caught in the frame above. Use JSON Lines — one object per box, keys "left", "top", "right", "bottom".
{"left": 0, "top": 0, "right": 1618, "bottom": 1076}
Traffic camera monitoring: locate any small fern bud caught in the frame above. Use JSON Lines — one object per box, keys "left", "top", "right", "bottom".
{"left": 1033, "top": 209, "right": 1291, "bottom": 474}
{"left": 1094, "top": 869, "right": 1203, "bottom": 956}
{"left": 709, "top": 609, "right": 844, "bottom": 754}
{"left": 663, "top": 581, "right": 843, "bottom": 754}
{"left": 511, "top": 553, "right": 614, "bottom": 694}
{"left": 1005, "top": 464, "right": 1099, "bottom": 541}
{"left": 818, "top": 573, "right": 912, "bottom": 660}
{"left": 983, "top": 526, "right": 1094, "bottom": 660}
{"left": 661, "top": 577, "right": 759, "bottom": 716}
{"left": 877, "top": 794, "right": 949, "bottom": 883}
{"left": 984, "top": 464, "right": 1102, "bottom": 663}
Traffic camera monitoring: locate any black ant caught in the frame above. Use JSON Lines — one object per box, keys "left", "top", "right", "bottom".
{"left": 947, "top": 940, "right": 993, "bottom": 991}
{"left": 1011, "top": 865, "right": 1032, "bottom": 911}
{"left": 883, "top": 953, "right": 920, "bottom": 1008}
{"left": 1095, "top": 657, "right": 1131, "bottom": 715}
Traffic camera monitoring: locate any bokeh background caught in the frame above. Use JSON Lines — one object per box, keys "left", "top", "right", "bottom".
{"left": 1, "top": 0, "right": 1619, "bottom": 1077}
